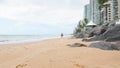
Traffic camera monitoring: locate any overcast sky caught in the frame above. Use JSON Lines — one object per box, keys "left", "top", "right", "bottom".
{"left": 0, "top": 0, "right": 89, "bottom": 35}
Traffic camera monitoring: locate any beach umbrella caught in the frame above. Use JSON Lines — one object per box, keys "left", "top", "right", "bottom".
{"left": 86, "top": 20, "right": 97, "bottom": 26}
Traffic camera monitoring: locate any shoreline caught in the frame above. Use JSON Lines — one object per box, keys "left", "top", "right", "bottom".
{"left": 0, "top": 35, "right": 72, "bottom": 45}
{"left": 0, "top": 36, "right": 59, "bottom": 45}
{"left": 0, "top": 38, "right": 120, "bottom": 68}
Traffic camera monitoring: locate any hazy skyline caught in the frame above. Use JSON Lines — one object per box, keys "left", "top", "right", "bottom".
{"left": 0, "top": 0, "right": 89, "bottom": 35}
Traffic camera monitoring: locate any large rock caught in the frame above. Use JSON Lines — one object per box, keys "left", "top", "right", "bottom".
{"left": 101, "top": 24, "right": 120, "bottom": 42}
{"left": 115, "top": 41, "right": 120, "bottom": 50}
{"left": 86, "top": 25, "right": 108, "bottom": 37}
{"left": 67, "top": 43, "right": 87, "bottom": 47}
{"left": 105, "top": 35, "right": 120, "bottom": 42}
{"left": 103, "top": 24, "right": 120, "bottom": 39}
{"left": 84, "top": 24, "right": 120, "bottom": 42}
{"left": 74, "top": 31, "right": 86, "bottom": 38}
{"left": 89, "top": 42, "right": 120, "bottom": 50}
{"left": 82, "top": 36, "right": 105, "bottom": 42}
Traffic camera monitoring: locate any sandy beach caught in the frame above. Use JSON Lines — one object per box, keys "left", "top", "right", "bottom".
{"left": 0, "top": 38, "right": 120, "bottom": 68}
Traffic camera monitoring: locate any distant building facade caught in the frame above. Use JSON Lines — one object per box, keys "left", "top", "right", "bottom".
{"left": 90, "top": 0, "right": 100, "bottom": 25}
{"left": 118, "top": 0, "right": 120, "bottom": 18}
{"left": 84, "top": 4, "right": 91, "bottom": 22}
{"left": 112, "top": 0, "right": 118, "bottom": 20}
{"left": 84, "top": 0, "right": 119, "bottom": 25}
{"left": 101, "top": 0, "right": 119, "bottom": 23}
{"left": 101, "top": 1, "right": 113, "bottom": 23}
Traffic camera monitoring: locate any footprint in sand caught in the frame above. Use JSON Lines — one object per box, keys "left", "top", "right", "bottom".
{"left": 16, "top": 64, "right": 27, "bottom": 68}
{"left": 74, "top": 64, "right": 85, "bottom": 68}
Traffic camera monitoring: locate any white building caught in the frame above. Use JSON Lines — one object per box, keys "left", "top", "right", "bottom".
{"left": 84, "top": 4, "right": 91, "bottom": 22}
{"left": 101, "top": 0, "right": 119, "bottom": 23}
{"left": 101, "top": 1, "right": 113, "bottom": 23}
{"left": 90, "top": 0, "right": 100, "bottom": 25}
{"left": 118, "top": 0, "right": 120, "bottom": 19}
{"left": 112, "top": 0, "right": 118, "bottom": 20}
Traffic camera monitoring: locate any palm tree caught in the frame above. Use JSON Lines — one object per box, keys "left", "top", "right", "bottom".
{"left": 73, "top": 20, "right": 85, "bottom": 34}
{"left": 98, "top": 0, "right": 109, "bottom": 10}
{"left": 73, "top": 27, "right": 81, "bottom": 34}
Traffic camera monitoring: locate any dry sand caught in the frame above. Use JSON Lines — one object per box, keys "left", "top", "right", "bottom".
{"left": 0, "top": 38, "right": 120, "bottom": 68}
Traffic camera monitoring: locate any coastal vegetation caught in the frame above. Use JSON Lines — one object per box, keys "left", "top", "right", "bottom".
{"left": 73, "top": 18, "right": 88, "bottom": 34}
{"left": 98, "top": 0, "right": 110, "bottom": 10}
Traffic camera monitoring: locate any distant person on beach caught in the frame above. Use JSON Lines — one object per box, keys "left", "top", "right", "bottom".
{"left": 61, "top": 33, "right": 64, "bottom": 38}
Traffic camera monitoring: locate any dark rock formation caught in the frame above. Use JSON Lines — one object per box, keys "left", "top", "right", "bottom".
{"left": 86, "top": 25, "right": 108, "bottom": 37}
{"left": 82, "top": 36, "right": 105, "bottom": 42}
{"left": 103, "top": 24, "right": 120, "bottom": 39}
{"left": 75, "top": 25, "right": 108, "bottom": 39}
{"left": 74, "top": 31, "right": 86, "bottom": 38}
{"left": 89, "top": 42, "right": 120, "bottom": 50}
{"left": 105, "top": 35, "right": 120, "bottom": 42}
{"left": 84, "top": 24, "right": 120, "bottom": 42}
{"left": 114, "top": 41, "right": 120, "bottom": 50}
{"left": 67, "top": 43, "right": 87, "bottom": 47}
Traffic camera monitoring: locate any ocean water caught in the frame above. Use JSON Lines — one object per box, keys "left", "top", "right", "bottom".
{"left": 0, "top": 35, "right": 59, "bottom": 44}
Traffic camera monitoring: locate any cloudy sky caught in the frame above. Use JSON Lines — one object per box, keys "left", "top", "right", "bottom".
{"left": 0, "top": 0, "right": 89, "bottom": 35}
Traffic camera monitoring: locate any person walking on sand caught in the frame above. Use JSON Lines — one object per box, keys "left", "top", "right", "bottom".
{"left": 61, "top": 33, "right": 64, "bottom": 38}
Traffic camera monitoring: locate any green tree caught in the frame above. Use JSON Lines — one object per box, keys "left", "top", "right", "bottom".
{"left": 73, "top": 20, "right": 86, "bottom": 34}
{"left": 73, "top": 27, "right": 81, "bottom": 34}
{"left": 84, "top": 18, "right": 88, "bottom": 24}
{"left": 98, "top": 0, "right": 109, "bottom": 10}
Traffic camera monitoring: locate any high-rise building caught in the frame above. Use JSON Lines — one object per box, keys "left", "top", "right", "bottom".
{"left": 118, "top": 0, "right": 120, "bottom": 18}
{"left": 84, "top": 4, "right": 90, "bottom": 22}
{"left": 112, "top": 0, "right": 118, "bottom": 20}
{"left": 101, "top": 0, "right": 119, "bottom": 23}
{"left": 101, "top": 1, "right": 113, "bottom": 23}
{"left": 90, "top": 0, "right": 100, "bottom": 25}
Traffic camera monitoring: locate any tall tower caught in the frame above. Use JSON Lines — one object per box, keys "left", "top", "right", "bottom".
{"left": 118, "top": 0, "right": 120, "bottom": 19}
{"left": 101, "top": 0, "right": 119, "bottom": 23}
{"left": 90, "top": 0, "right": 100, "bottom": 25}
{"left": 112, "top": 0, "right": 118, "bottom": 20}
{"left": 101, "top": 1, "right": 113, "bottom": 23}
{"left": 84, "top": 4, "right": 90, "bottom": 22}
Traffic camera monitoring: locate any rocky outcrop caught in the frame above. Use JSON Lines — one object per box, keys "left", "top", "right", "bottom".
{"left": 74, "top": 31, "right": 86, "bottom": 38}
{"left": 89, "top": 42, "right": 120, "bottom": 50}
{"left": 82, "top": 36, "right": 105, "bottom": 42}
{"left": 103, "top": 24, "right": 120, "bottom": 39}
{"left": 86, "top": 25, "right": 108, "bottom": 37}
{"left": 114, "top": 41, "right": 120, "bottom": 50}
{"left": 105, "top": 35, "right": 120, "bottom": 42}
{"left": 84, "top": 24, "right": 120, "bottom": 42}
{"left": 67, "top": 43, "right": 87, "bottom": 47}
{"left": 74, "top": 25, "right": 108, "bottom": 39}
